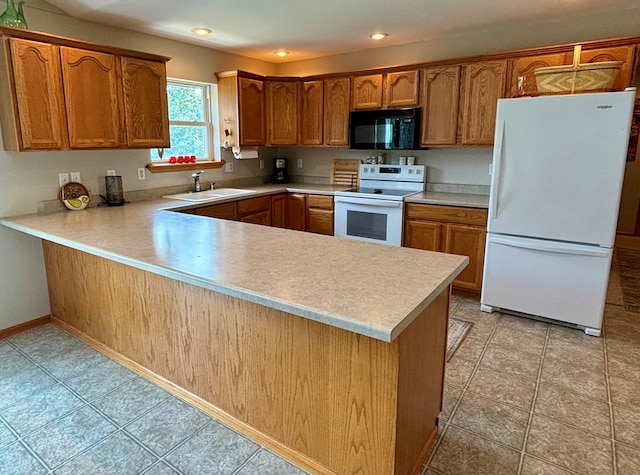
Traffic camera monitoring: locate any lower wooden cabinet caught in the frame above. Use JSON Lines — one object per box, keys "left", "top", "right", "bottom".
{"left": 286, "top": 193, "right": 306, "bottom": 231}
{"left": 404, "top": 203, "right": 487, "bottom": 292}
{"left": 194, "top": 202, "right": 237, "bottom": 220}
{"left": 306, "top": 195, "right": 334, "bottom": 236}
{"left": 270, "top": 193, "right": 287, "bottom": 228}
{"left": 194, "top": 196, "right": 271, "bottom": 224}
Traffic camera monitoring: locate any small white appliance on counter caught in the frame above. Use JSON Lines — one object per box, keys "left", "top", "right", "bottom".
{"left": 481, "top": 88, "right": 636, "bottom": 336}
{"left": 334, "top": 164, "right": 426, "bottom": 246}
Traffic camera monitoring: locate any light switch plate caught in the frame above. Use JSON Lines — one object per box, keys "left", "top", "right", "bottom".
{"left": 137, "top": 168, "right": 146, "bottom": 180}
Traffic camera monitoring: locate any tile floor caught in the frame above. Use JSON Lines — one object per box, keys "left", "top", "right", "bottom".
{"left": 423, "top": 252, "right": 640, "bottom": 475}
{"left": 1, "top": 252, "right": 639, "bottom": 475}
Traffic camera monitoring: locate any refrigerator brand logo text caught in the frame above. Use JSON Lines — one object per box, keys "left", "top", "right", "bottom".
{"left": 597, "top": 105, "right": 613, "bottom": 109}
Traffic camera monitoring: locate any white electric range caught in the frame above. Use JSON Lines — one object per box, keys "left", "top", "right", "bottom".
{"left": 334, "top": 164, "right": 426, "bottom": 246}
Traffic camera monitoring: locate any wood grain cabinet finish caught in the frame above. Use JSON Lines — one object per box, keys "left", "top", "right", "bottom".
{"left": 421, "top": 66, "right": 461, "bottom": 146}
{"left": 1, "top": 38, "right": 67, "bottom": 150}
{"left": 306, "top": 194, "right": 334, "bottom": 236}
{"left": 194, "top": 202, "right": 237, "bottom": 220}
{"left": 286, "top": 193, "right": 307, "bottom": 231}
{"left": 237, "top": 196, "right": 271, "bottom": 225}
{"left": 299, "top": 80, "right": 323, "bottom": 145}
{"left": 404, "top": 203, "right": 488, "bottom": 292}
{"left": 0, "top": 27, "right": 170, "bottom": 152}
{"left": 323, "top": 77, "right": 350, "bottom": 146}
{"left": 507, "top": 53, "right": 566, "bottom": 98}
{"left": 351, "top": 74, "right": 383, "bottom": 110}
{"left": 266, "top": 80, "right": 298, "bottom": 145}
{"left": 384, "top": 70, "right": 420, "bottom": 108}
{"left": 60, "top": 47, "right": 123, "bottom": 149}
{"left": 217, "top": 71, "right": 266, "bottom": 148}
{"left": 577, "top": 45, "right": 637, "bottom": 92}
{"left": 461, "top": 60, "right": 507, "bottom": 145}
{"left": 121, "top": 57, "right": 170, "bottom": 148}
{"left": 270, "top": 193, "right": 288, "bottom": 228}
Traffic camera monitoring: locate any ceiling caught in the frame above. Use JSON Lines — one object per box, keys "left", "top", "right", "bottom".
{"left": 45, "top": 0, "right": 640, "bottom": 63}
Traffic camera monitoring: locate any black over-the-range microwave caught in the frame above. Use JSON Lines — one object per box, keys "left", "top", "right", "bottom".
{"left": 348, "top": 108, "right": 421, "bottom": 150}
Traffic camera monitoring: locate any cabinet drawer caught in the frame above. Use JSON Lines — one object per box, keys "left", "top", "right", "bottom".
{"left": 307, "top": 194, "right": 334, "bottom": 210}
{"left": 405, "top": 203, "right": 487, "bottom": 226}
{"left": 195, "top": 202, "right": 237, "bottom": 220}
{"left": 237, "top": 196, "right": 270, "bottom": 216}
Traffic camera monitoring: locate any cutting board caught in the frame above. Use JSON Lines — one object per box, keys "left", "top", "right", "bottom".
{"left": 331, "top": 159, "right": 361, "bottom": 186}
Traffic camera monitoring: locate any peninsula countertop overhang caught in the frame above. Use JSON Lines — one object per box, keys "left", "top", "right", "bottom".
{"left": 1, "top": 199, "right": 468, "bottom": 342}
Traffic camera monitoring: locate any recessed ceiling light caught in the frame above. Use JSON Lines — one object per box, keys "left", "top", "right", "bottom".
{"left": 370, "top": 32, "right": 388, "bottom": 41}
{"left": 191, "top": 28, "right": 212, "bottom": 36}
{"left": 274, "top": 50, "right": 289, "bottom": 58}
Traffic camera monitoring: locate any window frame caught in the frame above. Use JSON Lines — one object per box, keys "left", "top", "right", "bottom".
{"left": 151, "top": 78, "right": 219, "bottom": 163}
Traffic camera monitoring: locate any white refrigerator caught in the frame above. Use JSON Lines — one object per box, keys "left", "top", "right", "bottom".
{"left": 480, "top": 89, "right": 636, "bottom": 336}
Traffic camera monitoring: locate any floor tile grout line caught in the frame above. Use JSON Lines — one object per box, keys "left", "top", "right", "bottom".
{"left": 231, "top": 447, "right": 268, "bottom": 475}
{"left": 602, "top": 325, "right": 618, "bottom": 475}
{"left": 516, "top": 323, "right": 550, "bottom": 475}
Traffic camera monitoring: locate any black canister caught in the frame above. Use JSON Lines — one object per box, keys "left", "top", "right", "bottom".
{"left": 105, "top": 175, "right": 125, "bottom": 206}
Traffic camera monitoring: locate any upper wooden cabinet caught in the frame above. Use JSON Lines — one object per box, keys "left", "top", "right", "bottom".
{"left": 507, "top": 45, "right": 637, "bottom": 97}
{"left": 0, "top": 27, "right": 170, "bottom": 152}
{"left": 461, "top": 60, "right": 507, "bottom": 145}
{"left": 121, "top": 57, "right": 170, "bottom": 148}
{"left": 2, "top": 38, "right": 68, "bottom": 150}
{"left": 351, "top": 70, "right": 420, "bottom": 110}
{"left": 300, "top": 80, "right": 323, "bottom": 145}
{"left": 266, "top": 80, "right": 298, "bottom": 146}
{"left": 421, "top": 66, "right": 460, "bottom": 146}
{"left": 384, "top": 70, "right": 420, "bottom": 108}
{"left": 60, "top": 47, "right": 123, "bottom": 149}
{"left": 323, "top": 77, "right": 350, "bottom": 146}
{"left": 217, "top": 71, "right": 266, "bottom": 148}
{"left": 351, "top": 74, "right": 383, "bottom": 110}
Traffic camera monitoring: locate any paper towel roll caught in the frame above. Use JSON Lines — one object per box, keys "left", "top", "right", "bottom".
{"left": 232, "top": 147, "right": 259, "bottom": 159}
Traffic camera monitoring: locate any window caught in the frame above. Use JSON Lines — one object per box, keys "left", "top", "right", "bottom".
{"left": 150, "top": 79, "right": 218, "bottom": 161}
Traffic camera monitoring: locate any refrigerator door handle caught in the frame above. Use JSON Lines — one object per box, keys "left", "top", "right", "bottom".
{"left": 490, "top": 236, "right": 611, "bottom": 258}
{"left": 489, "top": 120, "right": 505, "bottom": 221}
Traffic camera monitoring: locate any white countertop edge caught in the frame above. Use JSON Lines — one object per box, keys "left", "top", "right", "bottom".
{"left": 3, "top": 217, "right": 465, "bottom": 343}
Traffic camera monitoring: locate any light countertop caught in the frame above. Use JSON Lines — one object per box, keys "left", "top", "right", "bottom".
{"left": 1, "top": 197, "right": 467, "bottom": 342}
{"left": 406, "top": 192, "right": 489, "bottom": 209}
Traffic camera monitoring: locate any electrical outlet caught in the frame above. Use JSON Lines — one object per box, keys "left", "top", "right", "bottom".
{"left": 259, "top": 159, "right": 264, "bottom": 170}
{"left": 58, "top": 173, "right": 69, "bottom": 187}
{"left": 107, "top": 169, "right": 116, "bottom": 176}
{"left": 297, "top": 159, "right": 303, "bottom": 169}
{"left": 225, "top": 162, "right": 234, "bottom": 173}
{"left": 70, "top": 172, "right": 81, "bottom": 183}
{"left": 137, "top": 168, "right": 146, "bottom": 180}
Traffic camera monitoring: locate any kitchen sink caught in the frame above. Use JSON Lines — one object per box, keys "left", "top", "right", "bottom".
{"left": 162, "top": 188, "right": 257, "bottom": 202}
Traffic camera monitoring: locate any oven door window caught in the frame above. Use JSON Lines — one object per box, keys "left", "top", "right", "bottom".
{"left": 346, "top": 210, "right": 388, "bottom": 241}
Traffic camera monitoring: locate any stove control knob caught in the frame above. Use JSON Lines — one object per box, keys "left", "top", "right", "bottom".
{"left": 363, "top": 167, "right": 368, "bottom": 173}
{"left": 408, "top": 169, "right": 414, "bottom": 174}
{"left": 416, "top": 169, "right": 422, "bottom": 175}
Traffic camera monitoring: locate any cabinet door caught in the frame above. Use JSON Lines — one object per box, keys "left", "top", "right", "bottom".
{"left": 240, "top": 210, "right": 271, "bottom": 225}
{"left": 238, "top": 77, "right": 266, "bottom": 146}
{"left": 421, "top": 66, "right": 460, "bottom": 146}
{"left": 507, "top": 53, "right": 566, "bottom": 98}
{"left": 271, "top": 193, "right": 287, "bottom": 228}
{"left": 443, "top": 224, "right": 486, "bottom": 292}
{"left": 60, "top": 47, "right": 123, "bottom": 149}
{"left": 578, "top": 45, "right": 637, "bottom": 91}
{"left": 195, "top": 202, "right": 237, "bottom": 220}
{"left": 237, "top": 196, "right": 270, "bottom": 217}
{"left": 300, "top": 80, "right": 323, "bottom": 145}
{"left": 403, "top": 219, "right": 442, "bottom": 251}
{"left": 121, "top": 57, "right": 170, "bottom": 148}
{"left": 461, "top": 60, "right": 506, "bottom": 145}
{"left": 7, "top": 38, "right": 67, "bottom": 150}
{"left": 351, "top": 74, "right": 383, "bottom": 110}
{"left": 323, "top": 77, "right": 350, "bottom": 146}
{"left": 267, "top": 81, "right": 298, "bottom": 145}
{"left": 286, "top": 193, "right": 306, "bottom": 231}
{"left": 385, "top": 70, "right": 420, "bottom": 108}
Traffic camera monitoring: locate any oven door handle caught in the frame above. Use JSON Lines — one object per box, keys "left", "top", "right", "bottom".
{"left": 334, "top": 196, "right": 403, "bottom": 208}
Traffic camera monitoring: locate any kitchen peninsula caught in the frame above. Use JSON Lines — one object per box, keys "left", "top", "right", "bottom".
{"left": 1, "top": 197, "right": 467, "bottom": 475}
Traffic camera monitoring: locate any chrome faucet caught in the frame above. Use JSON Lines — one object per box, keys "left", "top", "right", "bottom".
{"left": 192, "top": 171, "right": 204, "bottom": 192}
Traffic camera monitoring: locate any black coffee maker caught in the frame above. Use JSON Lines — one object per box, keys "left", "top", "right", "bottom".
{"left": 273, "top": 157, "right": 289, "bottom": 184}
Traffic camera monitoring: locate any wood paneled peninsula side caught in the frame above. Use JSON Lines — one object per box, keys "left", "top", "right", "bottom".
{"left": 2, "top": 199, "right": 467, "bottom": 475}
